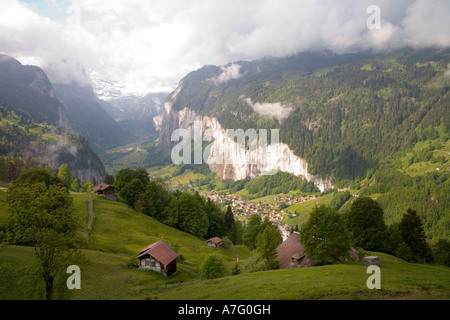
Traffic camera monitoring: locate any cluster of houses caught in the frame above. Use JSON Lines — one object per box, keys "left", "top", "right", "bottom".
{"left": 206, "top": 191, "right": 319, "bottom": 240}
{"left": 208, "top": 191, "right": 317, "bottom": 225}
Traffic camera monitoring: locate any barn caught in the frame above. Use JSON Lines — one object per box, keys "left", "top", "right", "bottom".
{"left": 207, "top": 237, "right": 223, "bottom": 248}
{"left": 92, "top": 184, "right": 117, "bottom": 201}
{"left": 276, "top": 232, "right": 318, "bottom": 269}
{"left": 137, "top": 241, "right": 179, "bottom": 276}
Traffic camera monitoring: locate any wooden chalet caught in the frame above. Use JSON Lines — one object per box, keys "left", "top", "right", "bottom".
{"left": 92, "top": 183, "right": 117, "bottom": 201}
{"left": 137, "top": 241, "right": 179, "bottom": 276}
{"left": 276, "top": 232, "right": 318, "bottom": 269}
{"left": 207, "top": 237, "right": 223, "bottom": 248}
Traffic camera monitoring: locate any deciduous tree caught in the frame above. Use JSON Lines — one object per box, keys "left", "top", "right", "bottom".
{"left": 301, "top": 205, "right": 351, "bottom": 265}
{"left": 6, "top": 169, "right": 82, "bottom": 300}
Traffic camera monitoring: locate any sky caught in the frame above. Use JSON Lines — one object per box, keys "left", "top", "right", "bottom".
{"left": 1, "top": 0, "right": 450, "bottom": 98}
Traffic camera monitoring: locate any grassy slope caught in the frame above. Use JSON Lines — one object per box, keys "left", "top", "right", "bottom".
{"left": 71, "top": 194, "right": 249, "bottom": 270}
{"left": 147, "top": 252, "right": 450, "bottom": 300}
{"left": 0, "top": 193, "right": 250, "bottom": 299}
{"left": 1, "top": 189, "right": 449, "bottom": 300}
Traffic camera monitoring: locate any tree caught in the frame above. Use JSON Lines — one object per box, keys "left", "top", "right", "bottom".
{"left": 399, "top": 208, "right": 432, "bottom": 262}
{"left": 57, "top": 164, "right": 72, "bottom": 189}
{"left": 204, "top": 198, "right": 225, "bottom": 239}
{"left": 165, "top": 192, "right": 209, "bottom": 238}
{"left": 231, "top": 261, "right": 241, "bottom": 275}
{"left": 89, "top": 176, "right": 97, "bottom": 187}
{"left": 431, "top": 239, "right": 450, "bottom": 267}
{"left": 201, "top": 254, "right": 227, "bottom": 279}
{"left": 120, "top": 178, "right": 146, "bottom": 207}
{"left": 6, "top": 169, "right": 82, "bottom": 300}
{"left": 300, "top": 205, "right": 351, "bottom": 265}
{"left": 135, "top": 178, "right": 171, "bottom": 221}
{"left": 81, "top": 182, "right": 94, "bottom": 193}
{"left": 224, "top": 205, "right": 234, "bottom": 234}
{"left": 114, "top": 168, "right": 149, "bottom": 194}
{"left": 343, "top": 197, "right": 389, "bottom": 251}
{"left": 256, "top": 225, "right": 282, "bottom": 269}
{"left": 228, "top": 220, "right": 244, "bottom": 245}
{"left": 104, "top": 174, "right": 115, "bottom": 185}
{"left": 242, "top": 214, "right": 265, "bottom": 249}
{"left": 243, "top": 251, "right": 272, "bottom": 273}
{"left": 70, "top": 179, "right": 80, "bottom": 192}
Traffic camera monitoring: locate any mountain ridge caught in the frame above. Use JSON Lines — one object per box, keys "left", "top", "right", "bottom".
{"left": 158, "top": 47, "right": 450, "bottom": 185}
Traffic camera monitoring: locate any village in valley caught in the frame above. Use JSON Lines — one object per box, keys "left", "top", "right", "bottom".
{"left": 204, "top": 191, "right": 320, "bottom": 240}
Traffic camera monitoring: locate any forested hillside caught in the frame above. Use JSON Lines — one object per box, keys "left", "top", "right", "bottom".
{"left": 0, "top": 102, "right": 106, "bottom": 182}
{"left": 158, "top": 47, "right": 450, "bottom": 241}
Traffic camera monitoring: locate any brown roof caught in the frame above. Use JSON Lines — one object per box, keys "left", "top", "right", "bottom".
{"left": 276, "top": 232, "right": 304, "bottom": 269}
{"left": 92, "top": 183, "right": 115, "bottom": 192}
{"left": 207, "top": 237, "right": 222, "bottom": 244}
{"left": 137, "top": 241, "right": 179, "bottom": 265}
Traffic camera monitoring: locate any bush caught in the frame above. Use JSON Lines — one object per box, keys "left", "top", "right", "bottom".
{"left": 201, "top": 254, "right": 228, "bottom": 279}
{"left": 221, "top": 236, "right": 233, "bottom": 248}
{"left": 243, "top": 251, "right": 272, "bottom": 273}
{"left": 356, "top": 247, "right": 367, "bottom": 259}
{"left": 231, "top": 262, "right": 241, "bottom": 275}
{"left": 395, "top": 242, "right": 415, "bottom": 262}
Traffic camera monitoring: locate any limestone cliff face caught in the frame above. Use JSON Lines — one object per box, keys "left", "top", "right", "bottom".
{"left": 157, "top": 86, "right": 333, "bottom": 192}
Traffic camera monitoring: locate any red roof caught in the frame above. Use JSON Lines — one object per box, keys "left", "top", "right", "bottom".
{"left": 137, "top": 241, "right": 179, "bottom": 265}
{"left": 207, "top": 237, "right": 222, "bottom": 244}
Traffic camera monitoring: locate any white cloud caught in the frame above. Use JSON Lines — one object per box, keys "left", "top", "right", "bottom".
{"left": 243, "top": 97, "right": 293, "bottom": 123}
{"left": 210, "top": 63, "right": 243, "bottom": 84}
{"left": 0, "top": 0, "right": 449, "bottom": 96}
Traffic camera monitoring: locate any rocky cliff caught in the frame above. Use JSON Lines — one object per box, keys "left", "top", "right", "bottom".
{"left": 158, "top": 86, "right": 333, "bottom": 192}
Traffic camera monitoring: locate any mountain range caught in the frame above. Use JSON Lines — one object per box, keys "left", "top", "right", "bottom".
{"left": 157, "top": 48, "right": 450, "bottom": 188}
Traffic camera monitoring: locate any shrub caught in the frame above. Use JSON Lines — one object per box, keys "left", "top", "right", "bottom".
{"left": 201, "top": 254, "right": 228, "bottom": 279}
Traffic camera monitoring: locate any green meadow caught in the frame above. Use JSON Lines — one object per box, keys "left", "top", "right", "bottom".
{"left": 0, "top": 190, "right": 449, "bottom": 300}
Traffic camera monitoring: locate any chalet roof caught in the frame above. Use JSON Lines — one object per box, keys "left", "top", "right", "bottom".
{"left": 276, "top": 232, "right": 304, "bottom": 269}
{"left": 207, "top": 237, "right": 222, "bottom": 244}
{"left": 137, "top": 241, "right": 179, "bottom": 265}
{"left": 291, "top": 253, "right": 305, "bottom": 261}
{"left": 92, "top": 183, "right": 115, "bottom": 192}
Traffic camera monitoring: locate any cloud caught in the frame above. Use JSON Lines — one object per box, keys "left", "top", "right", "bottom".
{"left": 209, "top": 63, "right": 243, "bottom": 84}
{"left": 43, "top": 58, "right": 91, "bottom": 87}
{"left": 0, "top": 0, "right": 449, "bottom": 95}
{"left": 243, "top": 97, "right": 293, "bottom": 123}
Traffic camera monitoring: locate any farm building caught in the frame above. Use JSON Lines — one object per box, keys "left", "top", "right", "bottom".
{"left": 276, "top": 232, "right": 318, "bottom": 269}
{"left": 92, "top": 183, "right": 117, "bottom": 200}
{"left": 207, "top": 237, "right": 223, "bottom": 248}
{"left": 137, "top": 241, "right": 179, "bottom": 276}
{"left": 276, "top": 232, "right": 359, "bottom": 269}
